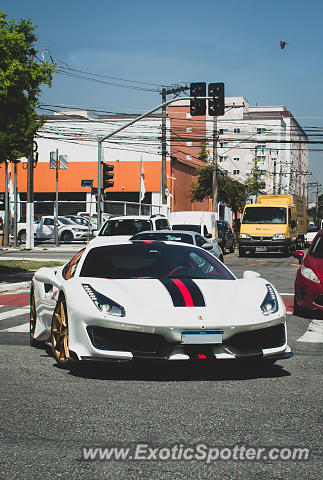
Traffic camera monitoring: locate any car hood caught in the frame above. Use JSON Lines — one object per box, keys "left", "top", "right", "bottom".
{"left": 73, "top": 276, "right": 283, "bottom": 327}
{"left": 89, "top": 235, "right": 131, "bottom": 246}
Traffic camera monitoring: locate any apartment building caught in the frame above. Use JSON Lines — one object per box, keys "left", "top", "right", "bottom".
{"left": 168, "top": 97, "right": 308, "bottom": 207}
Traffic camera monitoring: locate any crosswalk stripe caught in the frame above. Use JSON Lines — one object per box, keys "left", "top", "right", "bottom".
{"left": 2, "top": 322, "right": 29, "bottom": 333}
{"left": 297, "top": 320, "right": 323, "bottom": 343}
{"left": 0, "top": 307, "right": 29, "bottom": 322}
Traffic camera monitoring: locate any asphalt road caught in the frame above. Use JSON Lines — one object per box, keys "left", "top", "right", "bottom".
{"left": 0, "top": 251, "right": 321, "bottom": 480}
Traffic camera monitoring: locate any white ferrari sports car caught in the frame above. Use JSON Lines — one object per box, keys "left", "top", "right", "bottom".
{"left": 30, "top": 238, "right": 292, "bottom": 367}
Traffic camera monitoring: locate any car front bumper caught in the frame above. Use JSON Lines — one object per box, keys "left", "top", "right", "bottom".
{"left": 239, "top": 238, "right": 291, "bottom": 253}
{"left": 68, "top": 309, "right": 291, "bottom": 363}
{"left": 295, "top": 271, "right": 323, "bottom": 311}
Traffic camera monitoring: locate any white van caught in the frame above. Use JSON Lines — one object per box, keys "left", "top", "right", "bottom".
{"left": 169, "top": 211, "right": 218, "bottom": 240}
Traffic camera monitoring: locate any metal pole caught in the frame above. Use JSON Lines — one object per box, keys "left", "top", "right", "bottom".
{"left": 55, "top": 148, "right": 59, "bottom": 246}
{"left": 161, "top": 88, "right": 167, "bottom": 204}
{"left": 97, "top": 141, "right": 102, "bottom": 230}
{"left": 13, "top": 163, "right": 17, "bottom": 247}
{"left": 4, "top": 161, "right": 9, "bottom": 246}
{"left": 26, "top": 147, "right": 35, "bottom": 249}
{"left": 212, "top": 115, "right": 218, "bottom": 216}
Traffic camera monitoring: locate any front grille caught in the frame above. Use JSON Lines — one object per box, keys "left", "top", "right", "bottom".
{"left": 251, "top": 236, "right": 273, "bottom": 241}
{"left": 87, "top": 326, "right": 178, "bottom": 353}
{"left": 225, "top": 324, "right": 285, "bottom": 352}
{"left": 313, "top": 294, "right": 323, "bottom": 307}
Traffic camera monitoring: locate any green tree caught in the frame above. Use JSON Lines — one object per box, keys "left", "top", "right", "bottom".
{"left": 0, "top": 11, "right": 53, "bottom": 162}
{"left": 190, "top": 164, "right": 247, "bottom": 218}
{"left": 244, "top": 160, "right": 266, "bottom": 196}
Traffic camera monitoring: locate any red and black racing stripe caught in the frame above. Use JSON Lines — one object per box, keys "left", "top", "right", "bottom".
{"left": 159, "top": 278, "right": 205, "bottom": 307}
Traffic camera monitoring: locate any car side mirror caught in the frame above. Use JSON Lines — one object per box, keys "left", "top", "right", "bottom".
{"left": 205, "top": 233, "right": 212, "bottom": 239}
{"left": 202, "top": 243, "right": 213, "bottom": 250}
{"left": 293, "top": 250, "right": 304, "bottom": 264}
{"left": 34, "top": 267, "right": 61, "bottom": 288}
{"left": 290, "top": 219, "right": 296, "bottom": 229}
{"left": 243, "top": 270, "right": 261, "bottom": 279}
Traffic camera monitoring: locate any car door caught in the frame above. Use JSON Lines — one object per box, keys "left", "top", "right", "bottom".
{"left": 41, "top": 217, "right": 55, "bottom": 238}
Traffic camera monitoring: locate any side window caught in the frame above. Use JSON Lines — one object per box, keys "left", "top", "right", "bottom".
{"left": 155, "top": 219, "right": 170, "bottom": 230}
{"left": 195, "top": 235, "right": 206, "bottom": 247}
{"left": 63, "top": 249, "right": 86, "bottom": 280}
{"left": 203, "top": 225, "right": 209, "bottom": 237}
{"left": 44, "top": 218, "right": 54, "bottom": 226}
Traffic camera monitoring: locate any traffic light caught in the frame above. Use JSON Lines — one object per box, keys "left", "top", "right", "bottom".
{"left": 102, "top": 163, "right": 114, "bottom": 189}
{"left": 208, "top": 83, "right": 225, "bottom": 116}
{"left": 190, "top": 82, "right": 206, "bottom": 116}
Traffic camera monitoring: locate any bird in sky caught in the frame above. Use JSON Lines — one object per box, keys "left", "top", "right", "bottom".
{"left": 280, "top": 41, "right": 288, "bottom": 49}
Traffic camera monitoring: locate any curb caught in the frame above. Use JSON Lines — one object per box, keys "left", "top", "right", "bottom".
{"left": 0, "top": 281, "right": 31, "bottom": 293}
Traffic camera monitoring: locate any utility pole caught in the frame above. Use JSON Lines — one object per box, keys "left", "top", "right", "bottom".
{"left": 273, "top": 159, "right": 277, "bottom": 194}
{"left": 13, "top": 162, "right": 18, "bottom": 247}
{"left": 160, "top": 85, "right": 189, "bottom": 205}
{"left": 211, "top": 115, "right": 218, "bottom": 214}
{"left": 161, "top": 88, "right": 167, "bottom": 205}
{"left": 4, "top": 161, "right": 9, "bottom": 246}
{"left": 55, "top": 149, "right": 59, "bottom": 246}
{"left": 26, "top": 52, "right": 35, "bottom": 249}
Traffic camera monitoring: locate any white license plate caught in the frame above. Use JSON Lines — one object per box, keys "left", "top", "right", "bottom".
{"left": 181, "top": 331, "right": 223, "bottom": 344}
{"left": 256, "top": 246, "right": 267, "bottom": 252}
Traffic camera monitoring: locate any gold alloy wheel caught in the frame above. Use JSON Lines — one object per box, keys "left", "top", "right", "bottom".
{"left": 51, "top": 297, "right": 70, "bottom": 365}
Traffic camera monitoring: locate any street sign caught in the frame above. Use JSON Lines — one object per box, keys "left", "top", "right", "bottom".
{"left": 50, "top": 151, "right": 56, "bottom": 169}
{"left": 59, "top": 155, "right": 68, "bottom": 169}
{"left": 81, "top": 179, "right": 93, "bottom": 188}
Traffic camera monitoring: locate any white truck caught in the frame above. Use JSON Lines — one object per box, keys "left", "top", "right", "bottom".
{"left": 17, "top": 216, "right": 89, "bottom": 243}
{"left": 169, "top": 211, "right": 218, "bottom": 240}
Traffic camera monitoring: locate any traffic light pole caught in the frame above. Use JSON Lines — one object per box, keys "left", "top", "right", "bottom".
{"left": 97, "top": 96, "right": 216, "bottom": 229}
{"left": 212, "top": 115, "right": 218, "bottom": 214}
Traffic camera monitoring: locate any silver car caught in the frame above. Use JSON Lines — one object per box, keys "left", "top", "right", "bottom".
{"left": 130, "top": 230, "right": 224, "bottom": 262}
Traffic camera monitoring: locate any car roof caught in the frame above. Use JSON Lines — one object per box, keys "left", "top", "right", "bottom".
{"left": 131, "top": 229, "right": 198, "bottom": 236}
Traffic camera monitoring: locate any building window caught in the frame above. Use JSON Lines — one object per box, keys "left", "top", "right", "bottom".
{"left": 219, "top": 156, "right": 228, "bottom": 162}
{"left": 220, "top": 142, "right": 228, "bottom": 148}
{"left": 233, "top": 157, "right": 240, "bottom": 162}
{"left": 257, "top": 128, "right": 266, "bottom": 134}
{"left": 186, "top": 127, "right": 192, "bottom": 133}
{"left": 186, "top": 141, "right": 192, "bottom": 146}
{"left": 257, "top": 156, "right": 266, "bottom": 162}
{"left": 233, "top": 170, "right": 240, "bottom": 175}
{"left": 186, "top": 154, "right": 192, "bottom": 160}
{"left": 260, "top": 170, "right": 266, "bottom": 175}
{"left": 233, "top": 128, "right": 240, "bottom": 133}
{"left": 219, "top": 128, "right": 228, "bottom": 135}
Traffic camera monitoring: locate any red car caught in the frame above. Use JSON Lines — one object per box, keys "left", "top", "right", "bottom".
{"left": 293, "top": 230, "right": 323, "bottom": 315}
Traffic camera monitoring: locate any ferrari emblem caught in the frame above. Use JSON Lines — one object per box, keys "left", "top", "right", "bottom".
{"left": 198, "top": 315, "right": 203, "bottom": 321}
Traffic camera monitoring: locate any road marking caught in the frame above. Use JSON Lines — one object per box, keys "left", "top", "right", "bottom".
{"left": 279, "top": 293, "right": 294, "bottom": 296}
{"left": 0, "top": 307, "right": 29, "bottom": 322}
{"left": 297, "top": 320, "right": 323, "bottom": 343}
{"left": 2, "top": 322, "right": 29, "bottom": 332}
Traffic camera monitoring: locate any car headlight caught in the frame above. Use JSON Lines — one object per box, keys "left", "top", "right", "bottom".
{"left": 240, "top": 233, "right": 251, "bottom": 239}
{"left": 273, "top": 234, "right": 286, "bottom": 239}
{"left": 260, "top": 284, "right": 279, "bottom": 315}
{"left": 301, "top": 266, "right": 320, "bottom": 284}
{"left": 82, "top": 284, "right": 125, "bottom": 316}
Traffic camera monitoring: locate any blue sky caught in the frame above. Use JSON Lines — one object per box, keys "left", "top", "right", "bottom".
{"left": 2, "top": 0, "right": 323, "bottom": 196}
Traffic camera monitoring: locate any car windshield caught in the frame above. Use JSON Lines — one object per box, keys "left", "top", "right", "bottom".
{"left": 80, "top": 243, "right": 234, "bottom": 280}
{"left": 309, "top": 234, "right": 323, "bottom": 259}
{"left": 172, "top": 224, "right": 201, "bottom": 234}
{"left": 58, "top": 217, "right": 75, "bottom": 225}
{"left": 133, "top": 232, "right": 194, "bottom": 244}
{"left": 100, "top": 219, "right": 153, "bottom": 236}
{"left": 242, "top": 207, "right": 287, "bottom": 224}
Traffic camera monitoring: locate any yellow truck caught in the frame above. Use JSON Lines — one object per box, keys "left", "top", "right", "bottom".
{"left": 239, "top": 194, "right": 307, "bottom": 257}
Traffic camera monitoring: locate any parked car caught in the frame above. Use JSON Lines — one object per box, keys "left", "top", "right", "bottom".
{"left": 65, "top": 215, "right": 97, "bottom": 235}
{"left": 293, "top": 230, "right": 323, "bottom": 315}
{"left": 17, "top": 216, "right": 89, "bottom": 243}
{"left": 89, "top": 214, "right": 171, "bottom": 246}
{"left": 130, "top": 230, "right": 224, "bottom": 262}
{"left": 30, "top": 239, "right": 291, "bottom": 367}
{"left": 304, "top": 225, "right": 320, "bottom": 247}
{"left": 216, "top": 220, "right": 235, "bottom": 254}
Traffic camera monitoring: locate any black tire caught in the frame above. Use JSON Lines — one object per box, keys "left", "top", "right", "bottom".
{"left": 60, "top": 230, "right": 74, "bottom": 243}
{"left": 18, "top": 230, "right": 26, "bottom": 244}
